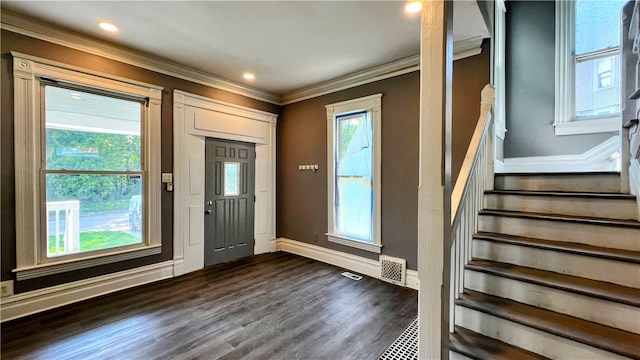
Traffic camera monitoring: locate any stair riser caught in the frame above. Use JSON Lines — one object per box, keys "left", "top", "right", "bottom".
{"left": 483, "top": 194, "right": 638, "bottom": 220}
{"left": 472, "top": 240, "right": 640, "bottom": 288}
{"left": 464, "top": 270, "right": 640, "bottom": 334}
{"left": 495, "top": 174, "right": 621, "bottom": 193}
{"left": 478, "top": 215, "right": 640, "bottom": 250}
{"left": 454, "top": 306, "right": 629, "bottom": 360}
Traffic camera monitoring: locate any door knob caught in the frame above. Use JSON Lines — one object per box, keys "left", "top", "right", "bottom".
{"left": 206, "top": 210, "right": 213, "bottom": 215}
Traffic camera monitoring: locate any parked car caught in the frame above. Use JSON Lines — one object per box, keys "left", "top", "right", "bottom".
{"left": 128, "top": 195, "right": 142, "bottom": 231}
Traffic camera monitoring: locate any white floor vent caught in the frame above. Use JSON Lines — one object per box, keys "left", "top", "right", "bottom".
{"left": 380, "top": 255, "right": 406, "bottom": 286}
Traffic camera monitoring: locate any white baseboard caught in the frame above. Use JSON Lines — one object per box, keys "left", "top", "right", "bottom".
{"left": 0, "top": 260, "right": 174, "bottom": 322}
{"left": 406, "top": 269, "right": 419, "bottom": 290}
{"left": 173, "top": 257, "right": 185, "bottom": 277}
{"left": 276, "top": 237, "right": 419, "bottom": 290}
{"left": 500, "top": 136, "right": 619, "bottom": 173}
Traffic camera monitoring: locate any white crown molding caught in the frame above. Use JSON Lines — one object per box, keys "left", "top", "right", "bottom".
{"left": 281, "top": 55, "right": 420, "bottom": 105}
{"left": 276, "top": 237, "right": 418, "bottom": 290}
{"left": 2, "top": 9, "right": 486, "bottom": 107}
{"left": 0, "top": 9, "right": 281, "bottom": 105}
{"left": 281, "top": 36, "right": 485, "bottom": 105}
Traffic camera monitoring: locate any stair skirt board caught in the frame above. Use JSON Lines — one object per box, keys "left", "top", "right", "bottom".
{"left": 494, "top": 174, "right": 621, "bottom": 193}
{"left": 478, "top": 216, "right": 640, "bottom": 250}
{"left": 472, "top": 240, "right": 640, "bottom": 288}
{"left": 454, "top": 306, "right": 630, "bottom": 360}
{"left": 464, "top": 270, "right": 640, "bottom": 334}
{"left": 483, "top": 193, "right": 638, "bottom": 220}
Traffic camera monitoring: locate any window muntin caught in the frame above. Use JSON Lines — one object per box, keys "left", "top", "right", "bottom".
{"left": 42, "top": 85, "right": 145, "bottom": 258}
{"left": 335, "top": 111, "right": 373, "bottom": 242}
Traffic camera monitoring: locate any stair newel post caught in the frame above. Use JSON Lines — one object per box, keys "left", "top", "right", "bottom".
{"left": 417, "top": 0, "right": 453, "bottom": 358}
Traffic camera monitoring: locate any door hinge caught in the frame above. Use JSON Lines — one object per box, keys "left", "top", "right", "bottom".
{"left": 254, "top": 195, "right": 256, "bottom": 202}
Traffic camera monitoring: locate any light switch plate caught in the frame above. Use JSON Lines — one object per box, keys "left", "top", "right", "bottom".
{"left": 162, "top": 173, "right": 173, "bottom": 183}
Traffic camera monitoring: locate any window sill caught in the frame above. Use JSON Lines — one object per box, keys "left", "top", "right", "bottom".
{"left": 326, "top": 233, "right": 382, "bottom": 254}
{"left": 554, "top": 117, "right": 620, "bottom": 136}
{"left": 13, "top": 245, "right": 162, "bottom": 281}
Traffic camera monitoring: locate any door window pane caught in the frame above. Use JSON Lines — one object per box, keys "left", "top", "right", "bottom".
{"left": 224, "top": 162, "right": 240, "bottom": 196}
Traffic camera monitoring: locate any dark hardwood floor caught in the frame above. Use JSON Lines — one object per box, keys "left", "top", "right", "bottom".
{"left": 1, "top": 252, "right": 417, "bottom": 360}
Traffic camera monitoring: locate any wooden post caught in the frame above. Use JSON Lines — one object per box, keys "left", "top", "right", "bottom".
{"left": 417, "top": 0, "right": 453, "bottom": 359}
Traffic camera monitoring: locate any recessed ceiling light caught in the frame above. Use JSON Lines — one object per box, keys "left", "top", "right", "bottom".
{"left": 71, "top": 93, "right": 81, "bottom": 100}
{"left": 243, "top": 73, "right": 255, "bottom": 80}
{"left": 404, "top": 1, "right": 423, "bottom": 13}
{"left": 98, "top": 21, "right": 118, "bottom": 33}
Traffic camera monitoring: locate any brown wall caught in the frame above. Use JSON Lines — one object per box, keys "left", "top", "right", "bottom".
{"left": 452, "top": 40, "right": 491, "bottom": 183}
{"left": 277, "top": 46, "right": 490, "bottom": 271}
{"left": 278, "top": 73, "right": 420, "bottom": 269}
{"left": 2, "top": 28, "right": 489, "bottom": 290}
{"left": 0, "top": 30, "right": 279, "bottom": 293}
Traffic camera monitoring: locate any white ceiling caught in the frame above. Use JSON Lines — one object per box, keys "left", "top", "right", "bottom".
{"left": 1, "top": 1, "right": 489, "bottom": 96}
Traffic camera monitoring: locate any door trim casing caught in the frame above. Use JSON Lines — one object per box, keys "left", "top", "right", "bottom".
{"left": 173, "top": 90, "right": 277, "bottom": 276}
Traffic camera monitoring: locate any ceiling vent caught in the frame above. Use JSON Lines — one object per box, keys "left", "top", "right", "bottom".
{"left": 380, "top": 255, "right": 406, "bottom": 286}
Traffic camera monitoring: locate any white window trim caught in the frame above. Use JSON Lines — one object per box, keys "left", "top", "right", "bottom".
{"left": 494, "top": 0, "right": 508, "bottom": 140}
{"left": 325, "top": 94, "right": 382, "bottom": 254}
{"left": 554, "top": 0, "right": 621, "bottom": 136}
{"left": 12, "top": 52, "right": 163, "bottom": 280}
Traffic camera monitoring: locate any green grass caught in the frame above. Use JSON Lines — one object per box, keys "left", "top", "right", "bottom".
{"left": 48, "top": 230, "right": 141, "bottom": 254}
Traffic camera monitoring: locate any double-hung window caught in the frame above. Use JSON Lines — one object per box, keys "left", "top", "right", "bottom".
{"left": 325, "top": 94, "right": 382, "bottom": 253}
{"left": 555, "top": 0, "right": 626, "bottom": 135}
{"left": 13, "top": 53, "right": 162, "bottom": 280}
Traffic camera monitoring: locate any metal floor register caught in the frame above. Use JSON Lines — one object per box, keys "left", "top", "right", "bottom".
{"left": 379, "top": 317, "right": 418, "bottom": 360}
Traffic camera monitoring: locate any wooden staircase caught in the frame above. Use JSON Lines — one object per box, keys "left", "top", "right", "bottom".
{"left": 449, "top": 172, "right": 640, "bottom": 360}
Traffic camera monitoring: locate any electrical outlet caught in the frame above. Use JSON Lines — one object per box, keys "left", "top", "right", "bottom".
{"left": 1, "top": 280, "right": 14, "bottom": 298}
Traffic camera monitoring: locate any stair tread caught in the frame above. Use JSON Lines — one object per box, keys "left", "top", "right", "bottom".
{"left": 479, "top": 209, "right": 640, "bottom": 228}
{"left": 450, "top": 326, "right": 550, "bottom": 360}
{"left": 456, "top": 290, "right": 640, "bottom": 359}
{"left": 485, "top": 189, "right": 635, "bottom": 199}
{"left": 466, "top": 259, "right": 640, "bottom": 307}
{"left": 474, "top": 232, "right": 640, "bottom": 264}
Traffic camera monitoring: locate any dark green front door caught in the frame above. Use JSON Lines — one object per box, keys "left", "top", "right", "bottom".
{"left": 204, "top": 138, "right": 255, "bottom": 266}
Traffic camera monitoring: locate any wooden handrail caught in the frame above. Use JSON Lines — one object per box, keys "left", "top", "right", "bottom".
{"left": 451, "top": 84, "right": 495, "bottom": 222}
